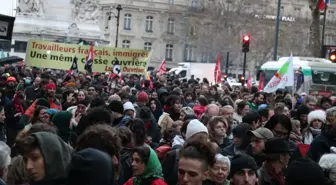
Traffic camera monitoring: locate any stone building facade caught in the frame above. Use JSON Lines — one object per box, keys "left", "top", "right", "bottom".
{"left": 1, "top": 0, "right": 336, "bottom": 73}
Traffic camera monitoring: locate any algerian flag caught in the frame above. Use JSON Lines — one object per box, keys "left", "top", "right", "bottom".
{"left": 78, "top": 41, "right": 84, "bottom": 45}
{"left": 263, "top": 54, "right": 294, "bottom": 93}
{"left": 0, "top": 49, "right": 5, "bottom": 59}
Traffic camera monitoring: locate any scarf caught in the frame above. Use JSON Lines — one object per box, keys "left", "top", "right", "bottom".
{"left": 133, "top": 148, "right": 163, "bottom": 185}
{"left": 265, "top": 162, "right": 285, "bottom": 185}
{"left": 309, "top": 127, "right": 321, "bottom": 137}
{"left": 13, "top": 92, "right": 24, "bottom": 114}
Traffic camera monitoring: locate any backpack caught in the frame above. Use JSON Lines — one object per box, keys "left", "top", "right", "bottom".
{"left": 173, "top": 149, "right": 180, "bottom": 173}
{"left": 120, "top": 149, "right": 133, "bottom": 183}
{"left": 155, "top": 145, "right": 172, "bottom": 162}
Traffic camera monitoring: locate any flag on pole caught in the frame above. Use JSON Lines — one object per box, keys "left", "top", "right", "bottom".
{"left": 319, "top": 0, "right": 331, "bottom": 11}
{"left": 84, "top": 45, "right": 94, "bottom": 74}
{"left": 0, "top": 49, "right": 5, "bottom": 59}
{"left": 78, "top": 41, "right": 84, "bottom": 46}
{"left": 68, "top": 56, "right": 79, "bottom": 76}
{"left": 214, "top": 53, "right": 222, "bottom": 84}
{"left": 158, "top": 59, "right": 167, "bottom": 74}
{"left": 258, "top": 72, "right": 264, "bottom": 91}
{"left": 264, "top": 54, "right": 294, "bottom": 93}
{"left": 247, "top": 72, "right": 252, "bottom": 89}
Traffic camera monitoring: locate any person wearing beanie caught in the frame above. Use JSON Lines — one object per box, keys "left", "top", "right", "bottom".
{"left": 308, "top": 107, "right": 336, "bottom": 162}
{"left": 295, "top": 105, "right": 311, "bottom": 130}
{"left": 287, "top": 157, "right": 332, "bottom": 185}
{"left": 52, "top": 111, "right": 73, "bottom": 143}
{"left": 66, "top": 148, "right": 115, "bottom": 185}
{"left": 229, "top": 154, "right": 258, "bottom": 185}
{"left": 108, "top": 100, "right": 125, "bottom": 127}
{"left": 67, "top": 100, "right": 89, "bottom": 128}
{"left": 123, "top": 101, "right": 135, "bottom": 118}
{"left": 222, "top": 123, "right": 252, "bottom": 159}
{"left": 162, "top": 119, "right": 209, "bottom": 185}
{"left": 185, "top": 119, "right": 208, "bottom": 140}
{"left": 258, "top": 138, "right": 294, "bottom": 185}
{"left": 302, "top": 109, "right": 326, "bottom": 144}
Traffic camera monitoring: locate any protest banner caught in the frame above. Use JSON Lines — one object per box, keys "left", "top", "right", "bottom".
{"left": 25, "top": 40, "right": 152, "bottom": 75}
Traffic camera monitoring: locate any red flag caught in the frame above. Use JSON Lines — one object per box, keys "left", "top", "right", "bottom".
{"left": 318, "top": 0, "right": 329, "bottom": 11}
{"left": 247, "top": 72, "right": 252, "bottom": 89}
{"left": 214, "top": 53, "right": 221, "bottom": 84}
{"left": 258, "top": 72, "right": 264, "bottom": 91}
{"left": 158, "top": 59, "right": 167, "bottom": 74}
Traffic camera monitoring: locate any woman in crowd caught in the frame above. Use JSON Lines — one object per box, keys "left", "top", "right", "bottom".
{"left": 203, "top": 154, "right": 230, "bottom": 185}
{"left": 124, "top": 145, "right": 166, "bottom": 185}
{"left": 207, "top": 116, "right": 232, "bottom": 150}
{"left": 148, "top": 98, "right": 162, "bottom": 122}
{"left": 302, "top": 110, "right": 325, "bottom": 144}
{"left": 233, "top": 101, "right": 250, "bottom": 123}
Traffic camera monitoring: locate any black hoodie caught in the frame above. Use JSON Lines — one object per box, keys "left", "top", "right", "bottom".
{"left": 66, "top": 148, "right": 114, "bottom": 185}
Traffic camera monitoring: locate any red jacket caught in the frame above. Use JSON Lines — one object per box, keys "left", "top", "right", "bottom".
{"left": 124, "top": 178, "right": 167, "bottom": 185}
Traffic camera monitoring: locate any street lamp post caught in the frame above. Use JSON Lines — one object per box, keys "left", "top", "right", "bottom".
{"left": 115, "top": 5, "right": 123, "bottom": 48}
{"left": 273, "top": 0, "right": 281, "bottom": 60}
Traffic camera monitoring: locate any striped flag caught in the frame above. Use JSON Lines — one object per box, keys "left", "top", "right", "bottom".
{"left": 84, "top": 45, "right": 94, "bottom": 74}
{"left": 68, "top": 56, "right": 78, "bottom": 76}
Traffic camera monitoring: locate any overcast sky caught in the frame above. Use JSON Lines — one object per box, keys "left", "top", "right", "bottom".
{"left": 0, "top": 0, "right": 16, "bottom": 16}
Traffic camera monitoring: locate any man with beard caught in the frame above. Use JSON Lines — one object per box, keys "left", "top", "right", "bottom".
{"left": 5, "top": 76, "right": 17, "bottom": 99}
{"left": 248, "top": 92, "right": 264, "bottom": 112}
{"left": 25, "top": 77, "right": 42, "bottom": 104}
{"left": 308, "top": 107, "right": 336, "bottom": 162}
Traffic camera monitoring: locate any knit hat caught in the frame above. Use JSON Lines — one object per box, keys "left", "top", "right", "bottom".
{"left": 46, "top": 82, "right": 56, "bottom": 90}
{"left": 77, "top": 100, "right": 89, "bottom": 107}
{"left": 36, "top": 98, "right": 50, "bottom": 108}
{"left": 123, "top": 101, "right": 135, "bottom": 112}
{"left": 7, "top": 76, "right": 16, "bottom": 82}
{"left": 229, "top": 154, "right": 258, "bottom": 178}
{"left": 137, "top": 91, "right": 149, "bottom": 102}
{"left": 108, "top": 100, "right": 124, "bottom": 114}
{"left": 286, "top": 158, "right": 331, "bottom": 185}
{"left": 308, "top": 110, "right": 326, "bottom": 125}
{"left": 232, "top": 123, "right": 251, "bottom": 138}
{"left": 185, "top": 119, "right": 208, "bottom": 140}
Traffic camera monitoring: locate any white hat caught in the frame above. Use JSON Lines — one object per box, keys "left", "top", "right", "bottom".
{"left": 186, "top": 119, "right": 208, "bottom": 140}
{"left": 123, "top": 101, "right": 135, "bottom": 112}
{"left": 300, "top": 92, "right": 307, "bottom": 96}
{"left": 308, "top": 110, "right": 326, "bottom": 125}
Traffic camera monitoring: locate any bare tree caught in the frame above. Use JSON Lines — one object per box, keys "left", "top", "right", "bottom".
{"left": 309, "top": 0, "right": 321, "bottom": 57}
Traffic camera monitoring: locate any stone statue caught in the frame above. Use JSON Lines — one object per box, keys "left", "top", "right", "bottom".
{"left": 71, "top": 0, "right": 100, "bottom": 23}
{"left": 17, "top": 0, "right": 44, "bottom": 16}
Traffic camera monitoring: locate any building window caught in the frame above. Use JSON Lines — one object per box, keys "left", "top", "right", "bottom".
{"left": 122, "top": 40, "right": 131, "bottom": 48}
{"left": 124, "top": 14, "right": 132, "bottom": 30}
{"left": 167, "top": 18, "right": 174, "bottom": 34}
{"left": 325, "top": 34, "right": 334, "bottom": 45}
{"left": 189, "top": 25, "right": 196, "bottom": 36}
{"left": 165, "top": 44, "right": 173, "bottom": 61}
{"left": 191, "top": 0, "right": 197, "bottom": 7}
{"left": 168, "top": 0, "right": 174, "bottom": 4}
{"left": 0, "top": 40, "right": 11, "bottom": 52}
{"left": 144, "top": 42, "right": 152, "bottom": 50}
{"left": 145, "top": 16, "right": 154, "bottom": 32}
{"left": 14, "top": 41, "right": 28, "bottom": 53}
{"left": 186, "top": 45, "right": 196, "bottom": 62}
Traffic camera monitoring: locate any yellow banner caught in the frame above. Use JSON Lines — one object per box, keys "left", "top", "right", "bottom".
{"left": 25, "top": 40, "right": 152, "bottom": 75}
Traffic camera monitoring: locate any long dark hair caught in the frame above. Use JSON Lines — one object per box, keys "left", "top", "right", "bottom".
{"left": 129, "top": 118, "right": 146, "bottom": 147}
{"left": 31, "top": 106, "right": 48, "bottom": 124}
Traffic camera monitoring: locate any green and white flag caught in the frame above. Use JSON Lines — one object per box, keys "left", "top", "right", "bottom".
{"left": 264, "top": 54, "right": 294, "bottom": 93}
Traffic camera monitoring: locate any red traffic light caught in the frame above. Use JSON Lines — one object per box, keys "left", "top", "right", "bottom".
{"left": 243, "top": 35, "right": 250, "bottom": 42}
{"left": 330, "top": 50, "right": 336, "bottom": 62}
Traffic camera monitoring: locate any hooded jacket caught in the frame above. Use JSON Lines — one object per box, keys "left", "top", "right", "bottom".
{"left": 52, "top": 111, "right": 73, "bottom": 144}
{"left": 30, "top": 132, "right": 72, "bottom": 185}
{"left": 66, "top": 148, "right": 114, "bottom": 185}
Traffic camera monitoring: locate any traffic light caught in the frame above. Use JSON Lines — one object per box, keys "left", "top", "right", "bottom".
{"left": 329, "top": 50, "right": 336, "bottom": 62}
{"left": 223, "top": 74, "right": 228, "bottom": 80}
{"left": 238, "top": 75, "right": 245, "bottom": 83}
{"left": 242, "top": 35, "right": 250, "bottom": 53}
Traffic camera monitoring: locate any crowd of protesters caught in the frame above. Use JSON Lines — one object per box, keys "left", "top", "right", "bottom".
{"left": 0, "top": 65, "right": 336, "bottom": 185}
